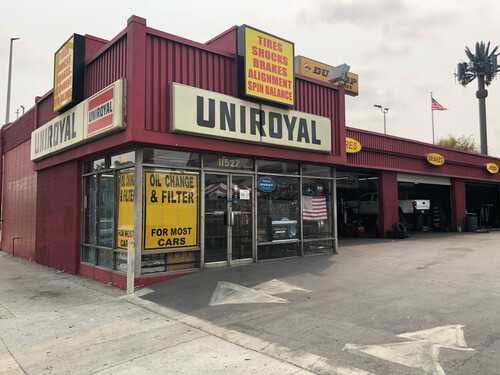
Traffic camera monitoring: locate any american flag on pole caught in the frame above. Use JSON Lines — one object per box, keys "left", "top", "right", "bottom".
{"left": 431, "top": 97, "right": 448, "bottom": 111}
{"left": 302, "top": 196, "right": 328, "bottom": 221}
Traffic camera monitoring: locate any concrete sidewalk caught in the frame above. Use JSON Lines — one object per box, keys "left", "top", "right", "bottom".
{"left": 0, "top": 252, "right": 313, "bottom": 375}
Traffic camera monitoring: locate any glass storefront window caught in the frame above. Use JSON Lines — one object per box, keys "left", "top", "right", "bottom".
{"left": 111, "top": 151, "right": 135, "bottom": 169}
{"left": 204, "top": 154, "right": 254, "bottom": 171}
{"left": 303, "top": 240, "right": 334, "bottom": 255}
{"left": 257, "top": 175, "right": 300, "bottom": 244}
{"left": 93, "top": 158, "right": 107, "bottom": 172}
{"left": 302, "top": 164, "right": 332, "bottom": 177}
{"left": 97, "top": 249, "right": 113, "bottom": 268}
{"left": 258, "top": 242, "right": 300, "bottom": 260}
{"left": 257, "top": 160, "right": 299, "bottom": 175}
{"left": 143, "top": 148, "right": 200, "bottom": 168}
{"left": 98, "top": 174, "right": 115, "bottom": 248}
{"left": 81, "top": 246, "right": 95, "bottom": 264}
{"left": 83, "top": 175, "right": 97, "bottom": 245}
{"left": 302, "top": 178, "right": 333, "bottom": 239}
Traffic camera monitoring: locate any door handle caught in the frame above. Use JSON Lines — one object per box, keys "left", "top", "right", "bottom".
{"left": 230, "top": 211, "right": 236, "bottom": 226}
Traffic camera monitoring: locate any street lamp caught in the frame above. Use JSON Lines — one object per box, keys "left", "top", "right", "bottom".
{"left": 374, "top": 104, "right": 389, "bottom": 134}
{"left": 5, "top": 37, "right": 20, "bottom": 125}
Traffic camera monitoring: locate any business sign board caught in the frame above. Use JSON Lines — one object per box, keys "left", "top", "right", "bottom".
{"left": 237, "top": 25, "right": 295, "bottom": 107}
{"left": 346, "top": 137, "right": 362, "bottom": 153}
{"left": 171, "top": 83, "right": 331, "bottom": 153}
{"left": 31, "top": 103, "right": 85, "bottom": 161}
{"left": 117, "top": 171, "right": 135, "bottom": 249}
{"left": 143, "top": 171, "right": 199, "bottom": 251}
{"left": 53, "top": 34, "right": 85, "bottom": 113}
{"left": 295, "top": 56, "right": 359, "bottom": 96}
{"left": 31, "top": 78, "right": 125, "bottom": 161}
{"left": 85, "top": 79, "right": 125, "bottom": 139}
{"left": 485, "top": 162, "right": 499, "bottom": 174}
{"left": 425, "top": 153, "right": 445, "bottom": 166}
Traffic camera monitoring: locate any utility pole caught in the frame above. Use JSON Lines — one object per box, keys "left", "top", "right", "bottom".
{"left": 5, "top": 37, "right": 20, "bottom": 125}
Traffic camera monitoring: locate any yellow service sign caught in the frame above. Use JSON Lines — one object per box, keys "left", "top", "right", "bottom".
{"left": 426, "top": 153, "right": 445, "bottom": 166}
{"left": 53, "top": 36, "right": 75, "bottom": 112}
{"left": 295, "top": 56, "right": 359, "bottom": 96}
{"left": 117, "top": 171, "right": 135, "bottom": 249}
{"left": 144, "top": 171, "right": 198, "bottom": 251}
{"left": 239, "top": 25, "right": 295, "bottom": 107}
{"left": 486, "top": 163, "right": 499, "bottom": 174}
{"left": 346, "top": 137, "right": 362, "bottom": 153}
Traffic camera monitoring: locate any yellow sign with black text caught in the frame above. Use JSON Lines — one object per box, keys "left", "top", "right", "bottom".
{"left": 144, "top": 171, "right": 199, "bottom": 251}
{"left": 295, "top": 56, "right": 359, "bottom": 96}
{"left": 117, "top": 171, "right": 135, "bottom": 249}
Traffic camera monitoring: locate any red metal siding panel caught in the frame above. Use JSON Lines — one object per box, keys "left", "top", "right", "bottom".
{"left": 346, "top": 128, "right": 500, "bottom": 183}
{"left": 85, "top": 36, "right": 127, "bottom": 97}
{"left": 36, "top": 94, "right": 57, "bottom": 128}
{"left": 295, "top": 78, "right": 342, "bottom": 156}
{"left": 35, "top": 160, "right": 80, "bottom": 273}
{"left": 144, "top": 34, "right": 236, "bottom": 132}
{"left": 2, "top": 141, "right": 37, "bottom": 259}
{"left": 2, "top": 109, "right": 35, "bottom": 152}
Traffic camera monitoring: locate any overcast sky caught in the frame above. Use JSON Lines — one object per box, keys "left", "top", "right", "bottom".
{"left": 2, "top": 0, "right": 500, "bottom": 156}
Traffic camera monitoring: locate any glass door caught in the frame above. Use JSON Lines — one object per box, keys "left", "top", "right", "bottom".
{"left": 204, "top": 173, "right": 254, "bottom": 265}
{"left": 204, "top": 173, "right": 229, "bottom": 263}
{"left": 230, "top": 174, "right": 254, "bottom": 262}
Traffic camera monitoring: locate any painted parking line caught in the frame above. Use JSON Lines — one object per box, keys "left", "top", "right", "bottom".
{"left": 209, "top": 279, "right": 309, "bottom": 306}
{"left": 344, "top": 325, "right": 475, "bottom": 375}
{"left": 126, "top": 294, "right": 377, "bottom": 375}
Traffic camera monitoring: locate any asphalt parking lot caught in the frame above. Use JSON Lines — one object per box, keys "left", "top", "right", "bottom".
{"left": 139, "top": 232, "right": 500, "bottom": 375}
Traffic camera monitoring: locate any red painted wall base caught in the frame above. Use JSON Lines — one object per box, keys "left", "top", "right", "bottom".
{"left": 78, "top": 263, "right": 197, "bottom": 290}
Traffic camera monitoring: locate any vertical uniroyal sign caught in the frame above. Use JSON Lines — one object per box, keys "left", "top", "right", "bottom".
{"left": 53, "top": 34, "right": 85, "bottom": 113}
{"left": 85, "top": 78, "right": 124, "bottom": 138}
{"left": 237, "top": 25, "right": 295, "bottom": 107}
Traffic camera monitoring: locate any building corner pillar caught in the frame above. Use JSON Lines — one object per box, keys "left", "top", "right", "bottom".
{"left": 378, "top": 171, "right": 398, "bottom": 237}
{"left": 451, "top": 178, "right": 466, "bottom": 232}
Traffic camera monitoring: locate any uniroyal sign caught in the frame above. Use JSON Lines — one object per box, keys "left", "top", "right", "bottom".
{"left": 31, "top": 79, "right": 125, "bottom": 161}
{"left": 237, "top": 25, "right": 295, "bottom": 107}
{"left": 86, "top": 84, "right": 119, "bottom": 137}
{"left": 171, "top": 83, "right": 331, "bottom": 153}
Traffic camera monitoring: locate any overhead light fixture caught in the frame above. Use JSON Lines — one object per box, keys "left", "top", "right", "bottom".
{"left": 328, "top": 63, "right": 350, "bottom": 83}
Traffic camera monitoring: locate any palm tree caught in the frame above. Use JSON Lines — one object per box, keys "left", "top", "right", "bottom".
{"left": 458, "top": 41, "right": 499, "bottom": 155}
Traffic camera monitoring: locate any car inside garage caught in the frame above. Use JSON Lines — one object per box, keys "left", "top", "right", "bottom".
{"left": 397, "top": 173, "right": 452, "bottom": 232}
{"left": 337, "top": 169, "right": 379, "bottom": 237}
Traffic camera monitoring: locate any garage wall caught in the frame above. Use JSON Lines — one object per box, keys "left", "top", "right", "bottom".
{"left": 346, "top": 127, "right": 500, "bottom": 183}
{"left": 35, "top": 161, "right": 81, "bottom": 273}
{"left": 2, "top": 141, "right": 37, "bottom": 258}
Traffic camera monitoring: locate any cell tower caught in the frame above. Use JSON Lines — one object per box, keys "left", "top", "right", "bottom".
{"left": 456, "top": 41, "right": 499, "bottom": 155}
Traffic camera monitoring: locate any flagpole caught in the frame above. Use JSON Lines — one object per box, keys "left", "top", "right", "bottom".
{"left": 431, "top": 92, "right": 435, "bottom": 144}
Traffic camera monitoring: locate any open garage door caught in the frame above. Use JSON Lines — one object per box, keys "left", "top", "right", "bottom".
{"left": 465, "top": 182, "right": 500, "bottom": 230}
{"left": 337, "top": 170, "right": 379, "bottom": 238}
{"left": 397, "top": 173, "right": 452, "bottom": 232}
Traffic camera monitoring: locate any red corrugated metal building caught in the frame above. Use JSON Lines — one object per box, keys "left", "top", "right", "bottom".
{"left": 1, "top": 16, "right": 499, "bottom": 289}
